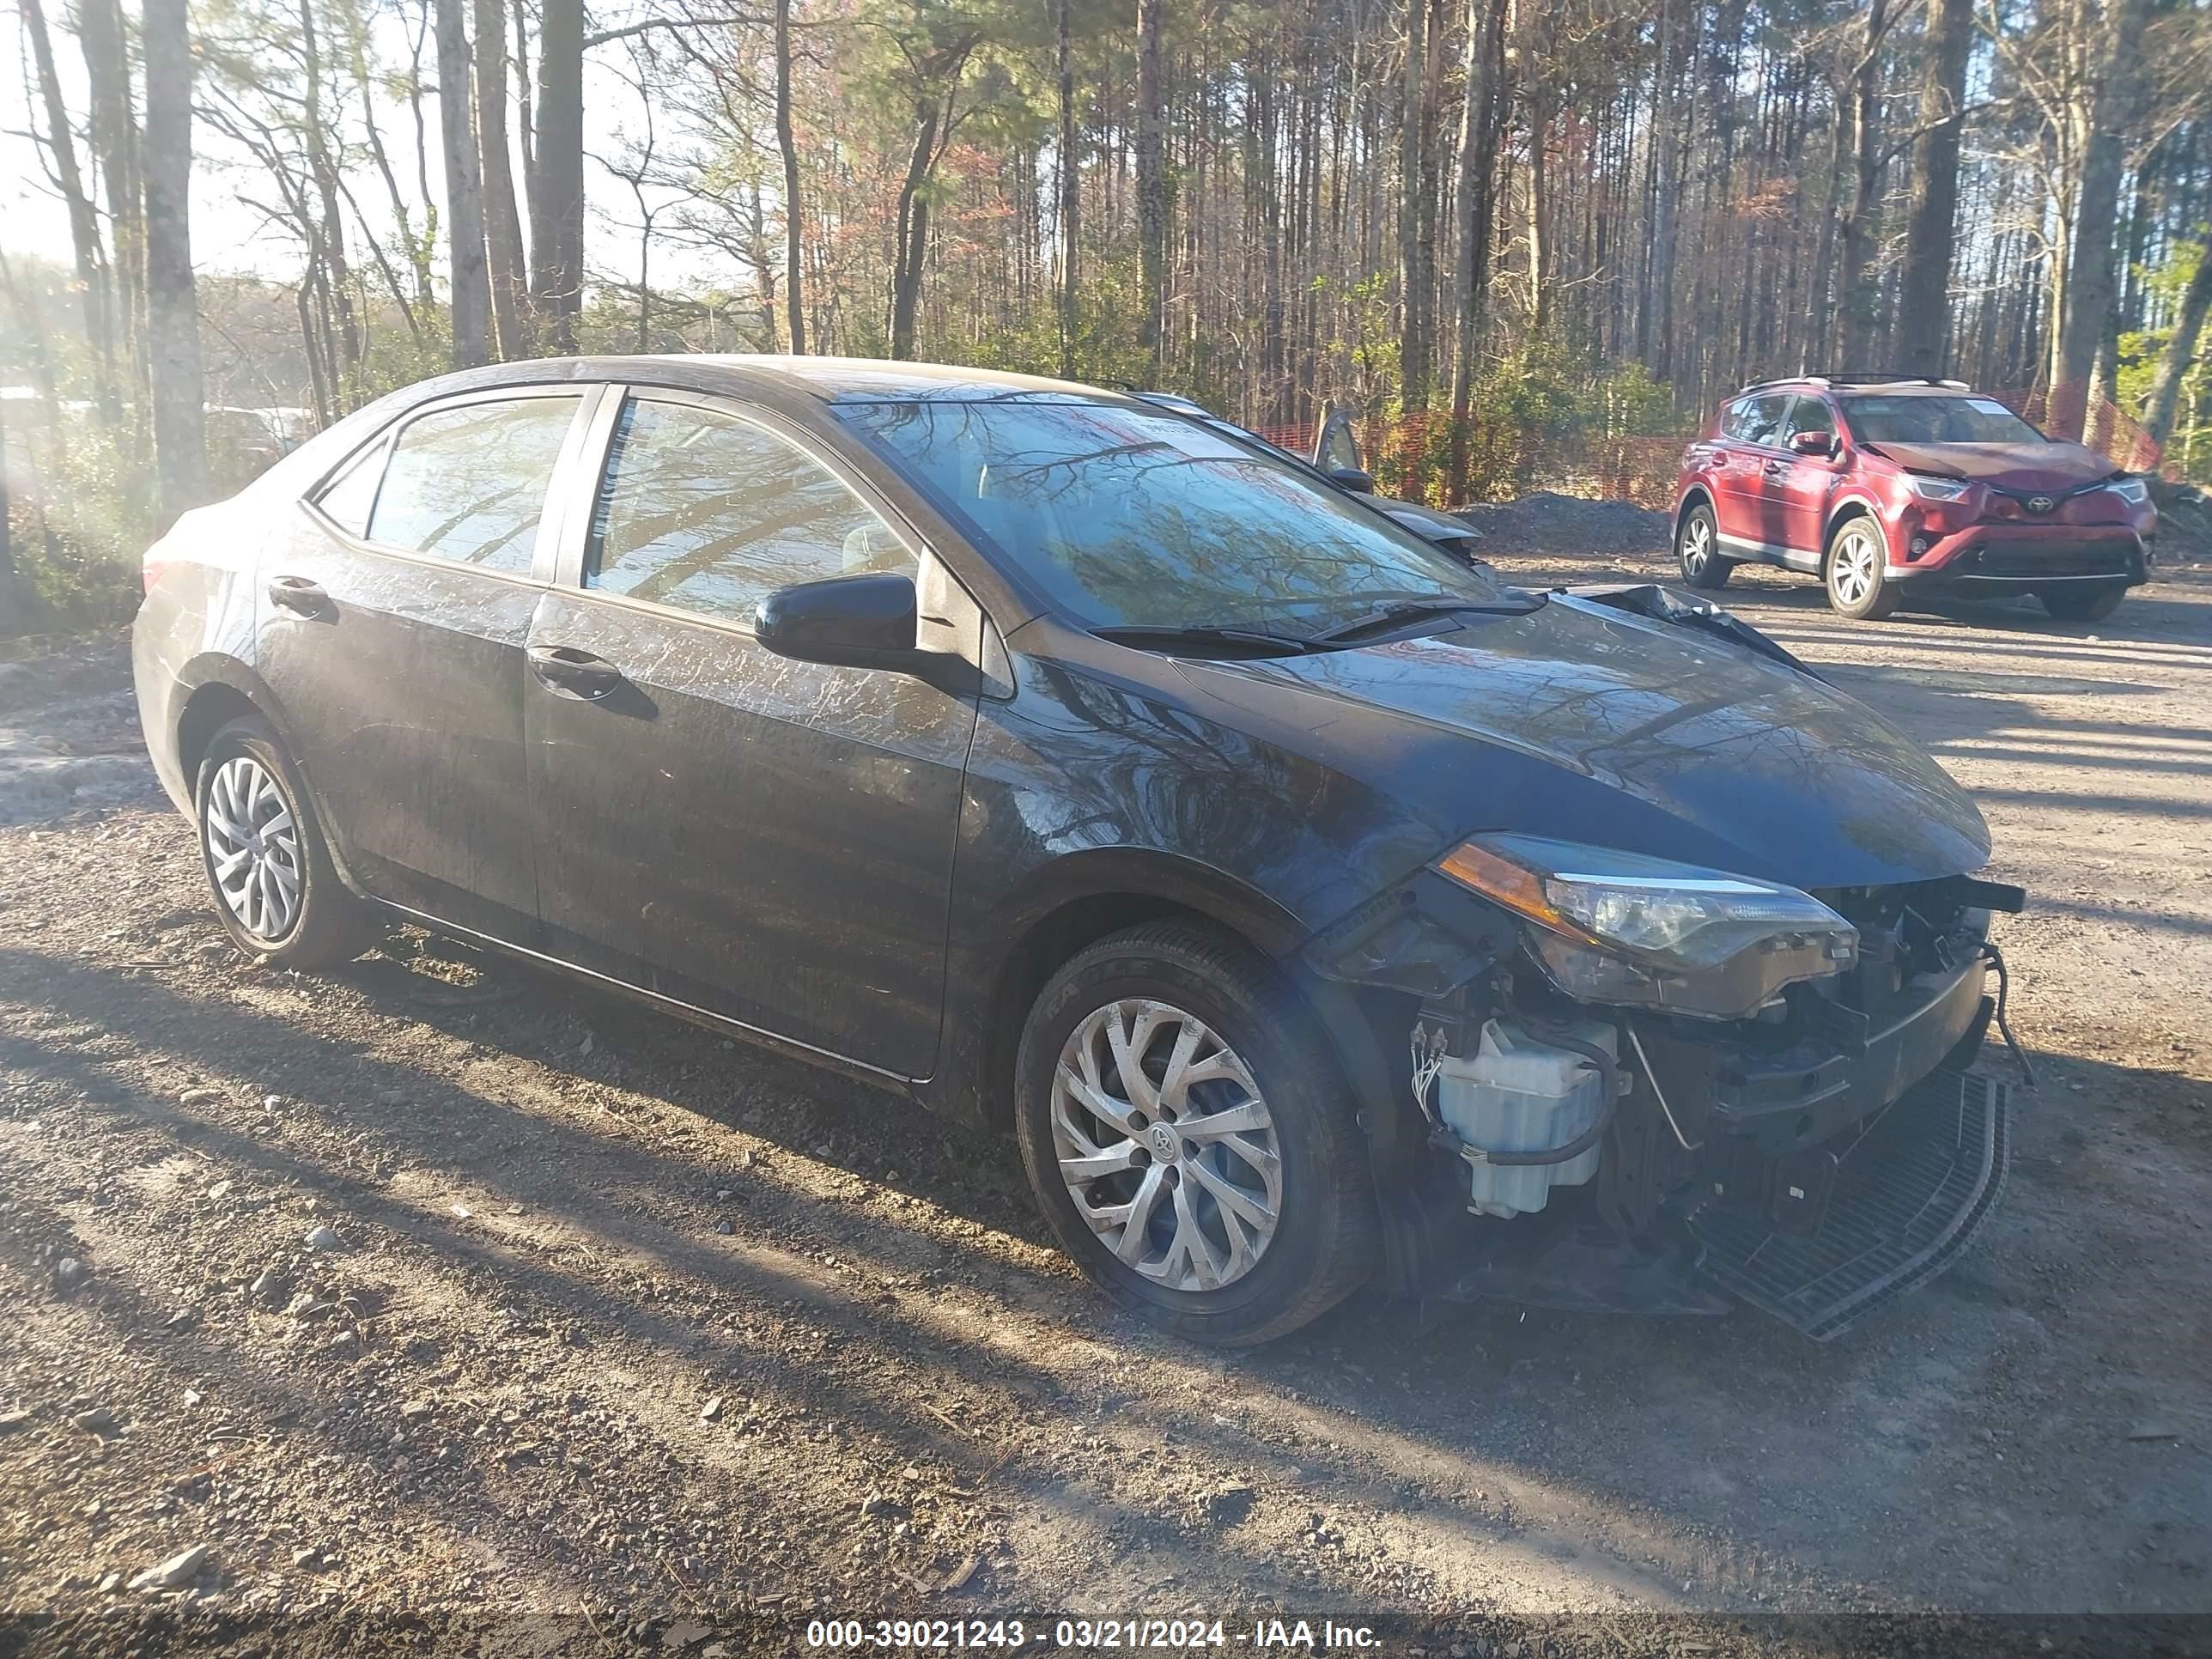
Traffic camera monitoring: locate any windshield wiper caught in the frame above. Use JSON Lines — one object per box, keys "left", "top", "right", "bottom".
{"left": 1302, "top": 590, "right": 1547, "bottom": 647}
{"left": 1091, "top": 623, "right": 1315, "bottom": 656}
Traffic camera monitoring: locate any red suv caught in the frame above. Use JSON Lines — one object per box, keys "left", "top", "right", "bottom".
{"left": 1672, "top": 376, "right": 2155, "bottom": 621}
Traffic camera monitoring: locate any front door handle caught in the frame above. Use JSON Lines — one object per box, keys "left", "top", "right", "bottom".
{"left": 267, "top": 574, "right": 330, "bottom": 616}
{"left": 529, "top": 643, "right": 624, "bottom": 698}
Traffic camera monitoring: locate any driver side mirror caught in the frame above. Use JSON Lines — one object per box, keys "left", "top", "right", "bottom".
{"left": 1790, "top": 428, "right": 1838, "bottom": 458}
{"left": 1328, "top": 465, "right": 1377, "bottom": 495}
{"left": 755, "top": 572, "right": 926, "bottom": 673}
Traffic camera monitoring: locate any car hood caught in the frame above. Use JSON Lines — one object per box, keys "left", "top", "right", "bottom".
{"left": 1868, "top": 439, "right": 2113, "bottom": 490}
{"left": 1174, "top": 597, "right": 1990, "bottom": 890}
{"left": 1378, "top": 498, "right": 1480, "bottom": 543}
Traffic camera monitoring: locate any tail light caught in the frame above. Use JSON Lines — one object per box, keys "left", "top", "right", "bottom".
{"left": 143, "top": 557, "right": 172, "bottom": 594}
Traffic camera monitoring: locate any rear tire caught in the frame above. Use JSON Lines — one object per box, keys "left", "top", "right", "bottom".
{"left": 2039, "top": 582, "right": 2126, "bottom": 623}
{"left": 195, "top": 717, "right": 375, "bottom": 969}
{"left": 1675, "top": 501, "right": 1732, "bottom": 590}
{"left": 1013, "top": 920, "right": 1377, "bottom": 1346}
{"left": 1825, "top": 517, "right": 1899, "bottom": 620}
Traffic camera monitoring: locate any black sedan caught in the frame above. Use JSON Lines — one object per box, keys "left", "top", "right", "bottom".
{"left": 134, "top": 357, "right": 2017, "bottom": 1345}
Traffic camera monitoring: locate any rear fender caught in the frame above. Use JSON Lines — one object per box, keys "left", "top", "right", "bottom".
{"left": 158, "top": 657, "right": 367, "bottom": 895}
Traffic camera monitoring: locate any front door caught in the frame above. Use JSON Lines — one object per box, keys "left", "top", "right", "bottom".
{"left": 524, "top": 390, "right": 978, "bottom": 1078}
{"left": 1771, "top": 395, "right": 1844, "bottom": 560}
{"left": 256, "top": 386, "right": 599, "bottom": 940}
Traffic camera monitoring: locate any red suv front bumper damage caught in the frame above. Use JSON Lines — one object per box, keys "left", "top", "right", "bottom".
{"left": 1887, "top": 494, "right": 2153, "bottom": 595}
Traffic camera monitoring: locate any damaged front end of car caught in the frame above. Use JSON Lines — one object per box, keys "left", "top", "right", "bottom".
{"left": 1304, "top": 839, "right": 2025, "bottom": 1340}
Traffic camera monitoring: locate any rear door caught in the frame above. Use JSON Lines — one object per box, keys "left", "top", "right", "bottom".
{"left": 524, "top": 388, "right": 981, "bottom": 1078}
{"left": 1709, "top": 393, "right": 1791, "bottom": 550}
{"left": 257, "top": 386, "right": 600, "bottom": 941}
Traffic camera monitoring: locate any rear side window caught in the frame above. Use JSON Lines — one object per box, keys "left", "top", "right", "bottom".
{"left": 366, "top": 395, "right": 581, "bottom": 572}
{"left": 585, "top": 398, "right": 913, "bottom": 624}
{"left": 1724, "top": 394, "right": 1794, "bottom": 447}
{"left": 314, "top": 437, "right": 386, "bottom": 537}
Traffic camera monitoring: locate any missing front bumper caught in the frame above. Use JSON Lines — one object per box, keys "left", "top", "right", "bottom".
{"left": 1686, "top": 1066, "right": 2011, "bottom": 1340}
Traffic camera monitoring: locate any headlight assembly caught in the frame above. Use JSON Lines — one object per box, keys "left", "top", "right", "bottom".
{"left": 2107, "top": 477, "right": 2150, "bottom": 505}
{"left": 1436, "top": 835, "right": 1859, "bottom": 1020}
{"left": 1907, "top": 474, "right": 1974, "bottom": 503}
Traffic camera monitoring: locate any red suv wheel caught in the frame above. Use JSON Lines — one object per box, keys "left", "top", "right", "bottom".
{"left": 1825, "top": 518, "right": 1898, "bottom": 620}
{"left": 1675, "top": 501, "right": 1731, "bottom": 590}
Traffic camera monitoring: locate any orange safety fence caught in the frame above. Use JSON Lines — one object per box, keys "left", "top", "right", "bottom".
{"left": 1255, "top": 388, "right": 2163, "bottom": 514}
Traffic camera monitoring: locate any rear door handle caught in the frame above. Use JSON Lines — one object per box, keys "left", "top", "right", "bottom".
{"left": 528, "top": 643, "right": 624, "bottom": 697}
{"left": 1763, "top": 459, "right": 1786, "bottom": 475}
{"left": 267, "top": 575, "right": 329, "bottom": 616}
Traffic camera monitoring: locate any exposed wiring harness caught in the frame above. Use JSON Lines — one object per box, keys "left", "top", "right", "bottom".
{"left": 1979, "top": 941, "right": 2038, "bottom": 1089}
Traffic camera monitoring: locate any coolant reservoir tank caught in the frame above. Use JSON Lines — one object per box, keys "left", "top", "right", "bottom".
{"left": 1435, "top": 1017, "right": 1616, "bottom": 1218}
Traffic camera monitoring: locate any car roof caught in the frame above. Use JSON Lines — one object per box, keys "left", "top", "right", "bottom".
{"left": 1734, "top": 376, "right": 1977, "bottom": 400}
{"left": 410, "top": 354, "right": 1127, "bottom": 406}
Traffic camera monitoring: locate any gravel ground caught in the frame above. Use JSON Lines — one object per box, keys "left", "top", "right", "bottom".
{"left": 1, "top": 566, "right": 2209, "bottom": 1657}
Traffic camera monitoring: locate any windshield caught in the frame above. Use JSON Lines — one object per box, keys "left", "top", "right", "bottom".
{"left": 836, "top": 397, "right": 1495, "bottom": 632}
{"left": 1838, "top": 395, "right": 2045, "bottom": 445}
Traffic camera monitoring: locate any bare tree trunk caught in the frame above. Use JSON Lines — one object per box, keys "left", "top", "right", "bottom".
{"left": 1135, "top": 0, "right": 1165, "bottom": 368}
{"left": 1056, "top": 0, "right": 1079, "bottom": 378}
{"left": 1397, "top": 0, "right": 1429, "bottom": 407}
{"left": 1449, "top": 0, "right": 1500, "bottom": 420}
{"left": 2049, "top": 0, "right": 2150, "bottom": 440}
{"left": 533, "top": 0, "right": 584, "bottom": 350}
{"left": 299, "top": 0, "right": 365, "bottom": 380}
{"left": 436, "top": 0, "right": 492, "bottom": 367}
{"left": 143, "top": 0, "right": 206, "bottom": 526}
{"left": 80, "top": 0, "right": 145, "bottom": 405}
{"left": 775, "top": 0, "right": 806, "bottom": 354}
{"left": 1833, "top": 0, "right": 1891, "bottom": 368}
{"left": 476, "top": 0, "right": 530, "bottom": 357}
{"left": 1522, "top": 23, "right": 1548, "bottom": 331}
{"left": 352, "top": 21, "right": 434, "bottom": 310}
{"left": 22, "top": 0, "right": 114, "bottom": 396}
{"left": 514, "top": 0, "right": 540, "bottom": 272}
{"left": 1893, "top": 0, "right": 1972, "bottom": 376}
{"left": 890, "top": 95, "right": 942, "bottom": 361}
{"left": 2141, "top": 245, "right": 2212, "bottom": 449}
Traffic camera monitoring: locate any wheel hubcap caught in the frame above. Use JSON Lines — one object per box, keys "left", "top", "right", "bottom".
{"left": 1833, "top": 532, "right": 1877, "bottom": 605}
{"left": 1682, "top": 519, "right": 1711, "bottom": 571}
{"left": 1050, "top": 999, "right": 1283, "bottom": 1292}
{"left": 204, "top": 756, "right": 302, "bottom": 941}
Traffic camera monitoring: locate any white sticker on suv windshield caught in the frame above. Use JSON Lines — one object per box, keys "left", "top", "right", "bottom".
{"left": 1968, "top": 398, "right": 2011, "bottom": 416}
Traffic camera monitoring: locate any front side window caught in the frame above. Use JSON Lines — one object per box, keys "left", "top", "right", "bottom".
{"left": 586, "top": 398, "right": 914, "bottom": 624}
{"left": 1838, "top": 395, "right": 2045, "bottom": 445}
{"left": 836, "top": 397, "right": 1498, "bottom": 633}
{"left": 367, "top": 395, "right": 581, "bottom": 572}
{"left": 1780, "top": 397, "right": 1836, "bottom": 444}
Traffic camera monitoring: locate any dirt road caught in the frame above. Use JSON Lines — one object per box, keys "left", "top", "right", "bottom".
{"left": 2, "top": 566, "right": 2208, "bottom": 1655}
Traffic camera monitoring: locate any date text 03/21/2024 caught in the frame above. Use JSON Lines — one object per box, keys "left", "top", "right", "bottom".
{"left": 804, "top": 1619, "right": 1384, "bottom": 1650}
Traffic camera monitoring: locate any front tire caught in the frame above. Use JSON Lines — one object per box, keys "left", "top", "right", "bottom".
{"left": 1675, "top": 501, "right": 1732, "bottom": 590}
{"left": 1825, "top": 517, "right": 1899, "bottom": 619}
{"left": 195, "top": 717, "right": 374, "bottom": 969}
{"left": 1013, "top": 920, "right": 1377, "bottom": 1346}
{"left": 2039, "top": 582, "right": 2126, "bottom": 623}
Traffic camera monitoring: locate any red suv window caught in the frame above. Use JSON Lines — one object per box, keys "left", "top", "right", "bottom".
{"left": 1723, "top": 393, "right": 1794, "bottom": 447}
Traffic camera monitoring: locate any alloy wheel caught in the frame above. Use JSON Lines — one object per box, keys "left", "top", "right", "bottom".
{"left": 1050, "top": 999, "right": 1283, "bottom": 1292}
{"left": 1831, "top": 527, "right": 1881, "bottom": 607}
{"left": 204, "top": 755, "right": 303, "bottom": 941}
{"left": 1680, "top": 515, "right": 1713, "bottom": 574}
